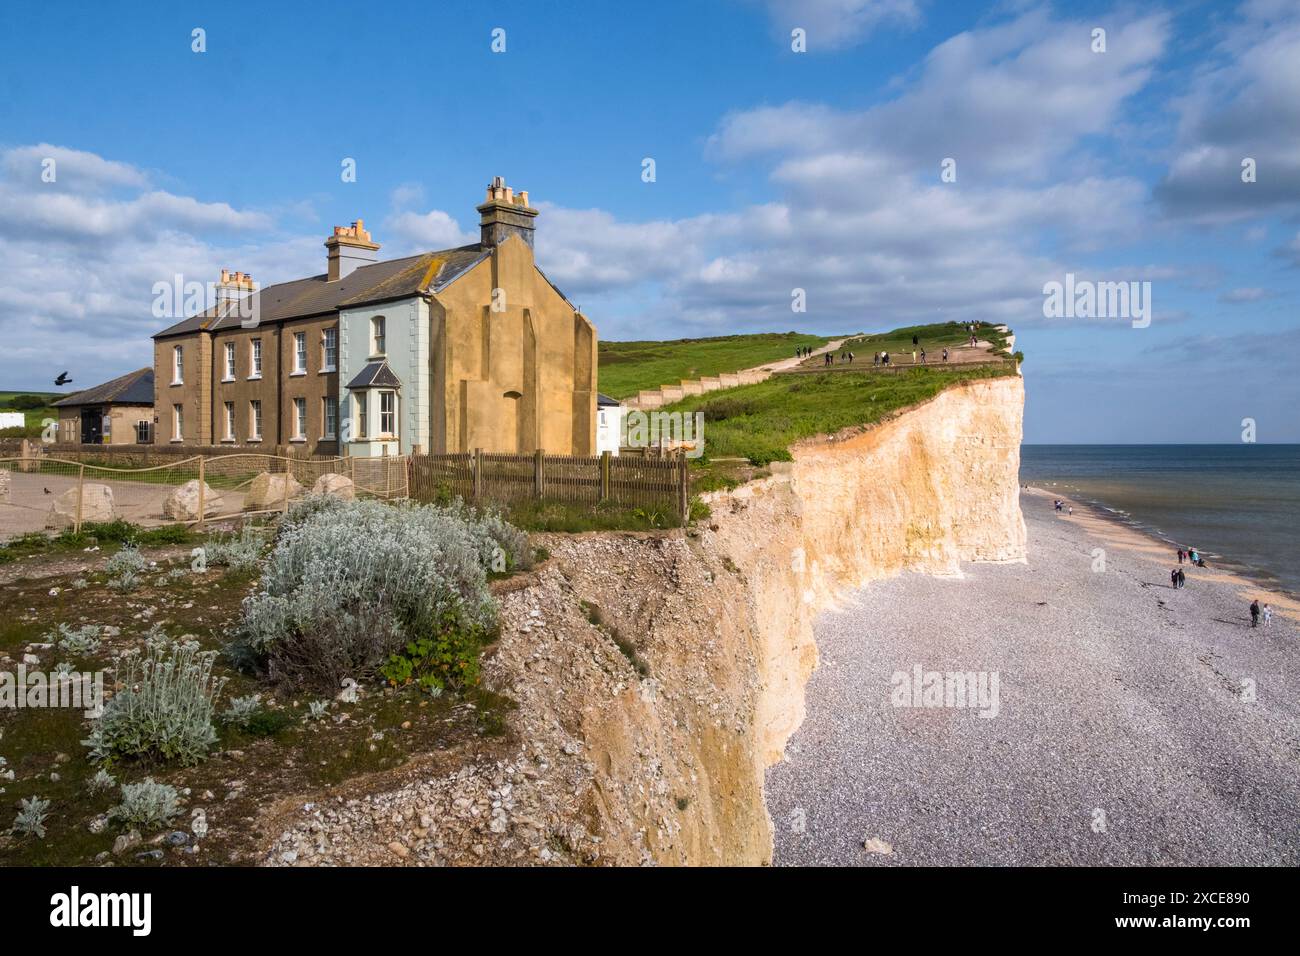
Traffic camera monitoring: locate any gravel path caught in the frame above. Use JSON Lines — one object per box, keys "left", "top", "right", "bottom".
{"left": 766, "top": 490, "right": 1300, "bottom": 866}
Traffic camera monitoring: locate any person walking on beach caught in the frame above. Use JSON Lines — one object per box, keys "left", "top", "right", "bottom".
{"left": 1262, "top": 603, "right": 1273, "bottom": 626}
{"left": 1176, "top": 568, "right": 1185, "bottom": 589}
{"left": 1177, "top": 548, "right": 1185, "bottom": 564}
{"left": 1250, "top": 599, "right": 1260, "bottom": 627}
{"left": 1171, "top": 568, "right": 1179, "bottom": 589}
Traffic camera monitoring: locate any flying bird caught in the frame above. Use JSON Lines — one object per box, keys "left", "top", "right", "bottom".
{"left": 54, "top": 372, "right": 72, "bottom": 386}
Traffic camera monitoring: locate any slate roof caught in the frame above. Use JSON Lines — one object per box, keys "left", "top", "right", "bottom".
{"left": 52, "top": 368, "right": 155, "bottom": 407}
{"left": 597, "top": 392, "right": 621, "bottom": 407}
{"left": 153, "top": 244, "right": 490, "bottom": 339}
{"left": 346, "top": 361, "right": 402, "bottom": 390}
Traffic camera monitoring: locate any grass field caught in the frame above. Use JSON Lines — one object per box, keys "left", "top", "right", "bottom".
{"left": 598, "top": 331, "right": 835, "bottom": 399}
{"left": 837, "top": 321, "right": 1011, "bottom": 358}
{"left": 658, "top": 323, "right": 1018, "bottom": 468}
{"left": 0, "top": 390, "right": 65, "bottom": 438}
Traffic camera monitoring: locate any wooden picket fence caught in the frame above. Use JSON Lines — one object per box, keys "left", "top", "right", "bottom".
{"left": 408, "top": 449, "right": 689, "bottom": 517}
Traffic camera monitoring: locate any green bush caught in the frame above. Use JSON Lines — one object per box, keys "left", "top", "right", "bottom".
{"left": 379, "top": 608, "right": 493, "bottom": 692}
{"left": 84, "top": 637, "right": 227, "bottom": 766}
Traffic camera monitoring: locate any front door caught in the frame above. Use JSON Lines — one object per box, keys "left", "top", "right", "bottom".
{"left": 80, "top": 408, "right": 103, "bottom": 444}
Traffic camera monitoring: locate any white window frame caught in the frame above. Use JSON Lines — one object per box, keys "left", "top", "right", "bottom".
{"left": 292, "top": 331, "right": 307, "bottom": 375}
{"left": 323, "top": 397, "right": 337, "bottom": 439}
{"left": 371, "top": 316, "right": 386, "bottom": 356}
{"left": 379, "top": 390, "right": 396, "bottom": 437}
{"left": 322, "top": 327, "right": 338, "bottom": 372}
{"left": 249, "top": 338, "right": 262, "bottom": 379}
{"left": 355, "top": 393, "right": 368, "bottom": 439}
{"left": 222, "top": 401, "right": 235, "bottom": 441}
{"left": 292, "top": 397, "right": 307, "bottom": 441}
{"left": 249, "top": 399, "right": 262, "bottom": 441}
{"left": 172, "top": 345, "right": 184, "bottom": 385}
{"left": 171, "top": 403, "right": 183, "bottom": 442}
{"left": 223, "top": 342, "right": 236, "bottom": 382}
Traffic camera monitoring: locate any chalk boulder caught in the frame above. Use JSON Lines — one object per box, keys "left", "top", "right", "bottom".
{"left": 164, "top": 480, "right": 223, "bottom": 521}
{"left": 245, "top": 472, "right": 303, "bottom": 510}
{"left": 311, "top": 473, "right": 355, "bottom": 500}
{"left": 46, "top": 483, "right": 118, "bottom": 529}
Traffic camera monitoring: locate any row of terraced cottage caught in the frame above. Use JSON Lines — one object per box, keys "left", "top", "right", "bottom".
{"left": 54, "top": 178, "right": 624, "bottom": 459}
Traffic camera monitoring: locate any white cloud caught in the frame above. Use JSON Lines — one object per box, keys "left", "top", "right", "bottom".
{"left": 1154, "top": 1, "right": 1300, "bottom": 222}
{"left": 759, "top": 0, "right": 921, "bottom": 50}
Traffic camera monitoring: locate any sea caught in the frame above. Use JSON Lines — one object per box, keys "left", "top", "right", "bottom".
{"left": 1020, "top": 445, "right": 1300, "bottom": 597}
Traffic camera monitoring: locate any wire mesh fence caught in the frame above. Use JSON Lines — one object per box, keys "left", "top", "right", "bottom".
{"left": 0, "top": 445, "right": 681, "bottom": 540}
{"left": 0, "top": 450, "right": 408, "bottom": 538}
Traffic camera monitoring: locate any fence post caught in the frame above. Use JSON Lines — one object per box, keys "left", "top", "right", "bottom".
{"left": 677, "top": 453, "right": 689, "bottom": 521}
{"left": 600, "top": 450, "right": 611, "bottom": 502}
{"left": 534, "top": 448, "right": 544, "bottom": 499}
{"left": 472, "top": 448, "right": 483, "bottom": 502}
{"left": 282, "top": 458, "right": 291, "bottom": 513}
{"left": 74, "top": 463, "right": 85, "bottom": 534}
{"left": 197, "top": 456, "right": 206, "bottom": 530}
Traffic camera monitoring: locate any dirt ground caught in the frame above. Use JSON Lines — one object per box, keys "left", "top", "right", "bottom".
{"left": 0, "top": 470, "right": 249, "bottom": 538}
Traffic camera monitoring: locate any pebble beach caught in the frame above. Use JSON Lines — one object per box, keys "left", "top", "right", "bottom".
{"left": 766, "top": 487, "right": 1300, "bottom": 866}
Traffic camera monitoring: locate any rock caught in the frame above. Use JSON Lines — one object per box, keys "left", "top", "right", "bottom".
{"left": 863, "top": 837, "right": 894, "bottom": 855}
{"left": 135, "top": 849, "right": 164, "bottom": 861}
{"left": 244, "top": 472, "right": 303, "bottom": 511}
{"left": 311, "top": 473, "right": 355, "bottom": 500}
{"left": 46, "top": 483, "right": 118, "bottom": 529}
{"left": 387, "top": 841, "right": 409, "bottom": 858}
{"left": 165, "top": 830, "right": 189, "bottom": 847}
{"left": 164, "top": 480, "right": 223, "bottom": 521}
{"left": 87, "top": 814, "right": 109, "bottom": 834}
{"left": 112, "top": 831, "right": 142, "bottom": 856}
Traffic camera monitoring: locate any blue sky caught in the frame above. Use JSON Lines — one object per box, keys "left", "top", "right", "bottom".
{"left": 1, "top": 0, "right": 1298, "bottom": 442}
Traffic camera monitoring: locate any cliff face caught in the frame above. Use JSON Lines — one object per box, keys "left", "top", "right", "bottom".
{"left": 262, "top": 377, "right": 1026, "bottom": 867}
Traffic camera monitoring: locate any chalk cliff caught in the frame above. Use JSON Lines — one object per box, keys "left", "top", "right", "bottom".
{"left": 262, "top": 376, "right": 1027, "bottom": 866}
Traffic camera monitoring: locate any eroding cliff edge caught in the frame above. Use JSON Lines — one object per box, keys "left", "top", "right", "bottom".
{"left": 262, "top": 377, "right": 1026, "bottom": 866}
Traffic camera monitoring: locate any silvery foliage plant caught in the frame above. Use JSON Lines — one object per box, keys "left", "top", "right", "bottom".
{"left": 233, "top": 496, "right": 530, "bottom": 689}
{"left": 110, "top": 778, "right": 181, "bottom": 829}
{"left": 83, "top": 636, "right": 227, "bottom": 766}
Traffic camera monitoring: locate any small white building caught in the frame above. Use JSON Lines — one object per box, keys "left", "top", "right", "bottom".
{"left": 0, "top": 412, "right": 24, "bottom": 429}
{"left": 596, "top": 393, "right": 622, "bottom": 456}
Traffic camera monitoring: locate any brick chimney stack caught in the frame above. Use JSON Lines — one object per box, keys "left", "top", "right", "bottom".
{"left": 325, "top": 219, "right": 381, "bottom": 281}
{"left": 477, "top": 177, "right": 538, "bottom": 250}
{"left": 215, "top": 269, "right": 255, "bottom": 303}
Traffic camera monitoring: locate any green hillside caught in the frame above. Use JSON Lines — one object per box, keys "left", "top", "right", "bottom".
{"left": 598, "top": 332, "right": 834, "bottom": 400}
{"left": 0, "top": 391, "right": 66, "bottom": 437}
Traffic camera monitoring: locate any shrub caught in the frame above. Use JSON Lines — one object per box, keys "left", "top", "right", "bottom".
{"left": 6, "top": 394, "right": 47, "bottom": 410}
{"left": 13, "top": 796, "right": 51, "bottom": 839}
{"left": 83, "top": 638, "right": 227, "bottom": 766}
{"left": 307, "top": 700, "right": 330, "bottom": 720}
{"left": 220, "top": 694, "right": 262, "bottom": 728}
{"left": 231, "top": 498, "right": 527, "bottom": 691}
{"left": 86, "top": 768, "right": 117, "bottom": 794}
{"left": 202, "top": 526, "right": 266, "bottom": 573}
{"left": 105, "top": 544, "right": 146, "bottom": 592}
{"left": 50, "top": 623, "right": 101, "bottom": 656}
{"left": 109, "top": 778, "right": 180, "bottom": 829}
